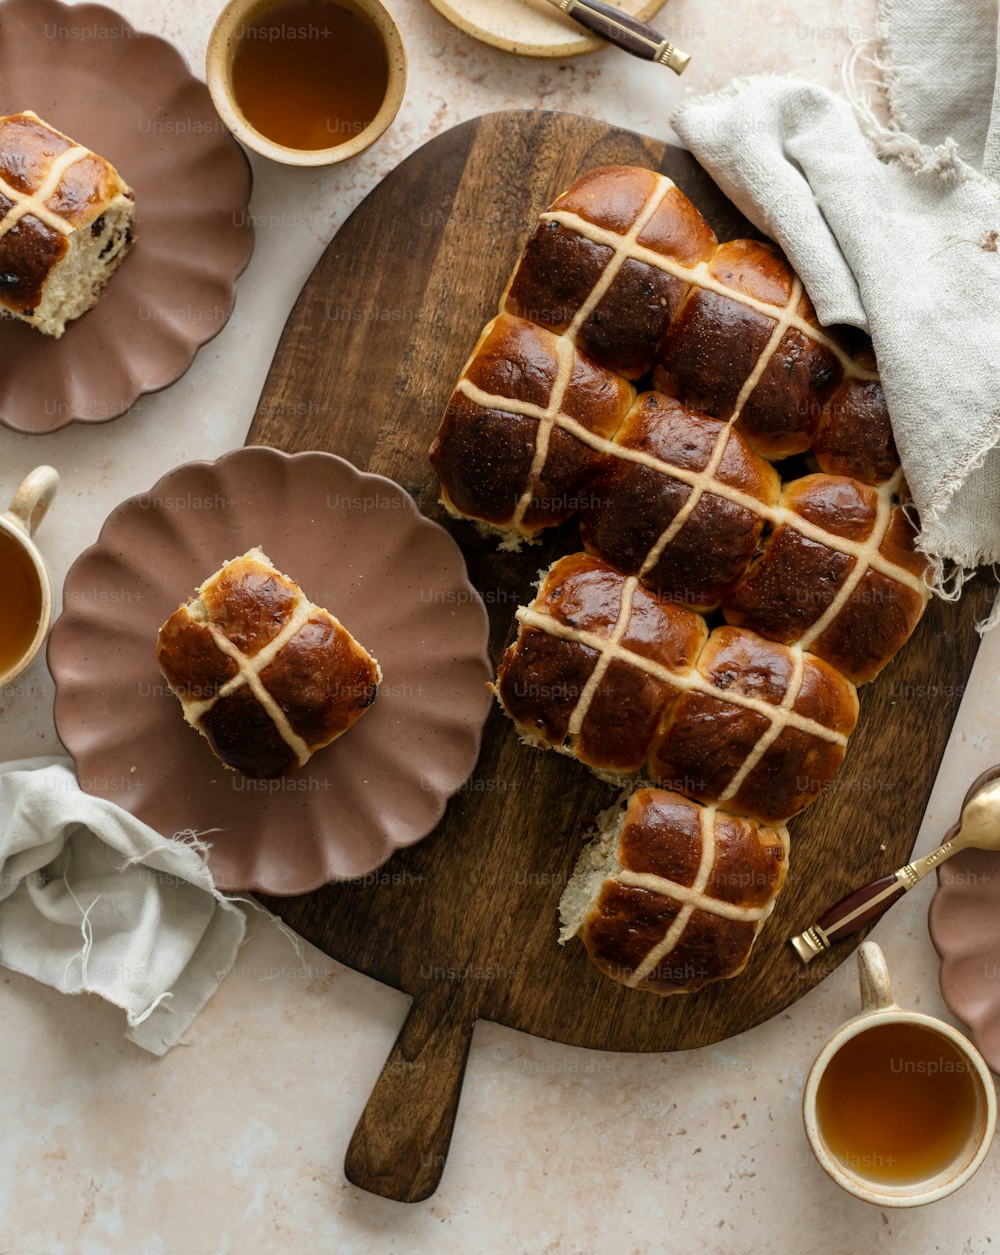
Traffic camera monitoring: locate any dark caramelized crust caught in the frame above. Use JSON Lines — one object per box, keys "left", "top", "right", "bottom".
{"left": 495, "top": 556, "right": 857, "bottom": 818}
{"left": 199, "top": 687, "right": 300, "bottom": 779}
{"left": 156, "top": 609, "right": 239, "bottom": 701}
{"left": 574, "top": 654, "right": 681, "bottom": 773}
{"left": 617, "top": 788, "right": 705, "bottom": 885}
{"left": 653, "top": 240, "right": 793, "bottom": 426}
{"left": 707, "top": 237, "right": 796, "bottom": 306}
{"left": 261, "top": 612, "right": 380, "bottom": 744}
{"left": 706, "top": 809, "right": 790, "bottom": 909}
{"left": 648, "top": 627, "right": 858, "bottom": 824}
{"left": 724, "top": 528, "right": 857, "bottom": 645}
{"left": 879, "top": 504, "right": 931, "bottom": 580}
{"left": 553, "top": 164, "right": 662, "bottom": 233}
{"left": 494, "top": 554, "right": 706, "bottom": 772}
{"left": 436, "top": 165, "right": 930, "bottom": 841}
{"left": 0, "top": 112, "right": 135, "bottom": 333}
{"left": 505, "top": 166, "right": 717, "bottom": 379}
{"left": 505, "top": 220, "right": 615, "bottom": 335}
{"left": 813, "top": 378, "right": 900, "bottom": 485}
{"left": 431, "top": 393, "right": 539, "bottom": 526}
{"left": 737, "top": 326, "right": 842, "bottom": 457}
{"left": 495, "top": 627, "right": 600, "bottom": 746}
{"left": 580, "top": 392, "right": 780, "bottom": 609}
{"left": 429, "top": 314, "right": 634, "bottom": 537}
{"left": 723, "top": 475, "right": 929, "bottom": 684}
{"left": 45, "top": 153, "right": 128, "bottom": 226}
{"left": 0, "top": 112, "right": 73, "bottom": 194}
{"left": 198, "top": 554, "right": 300, "bottom": 654}
{"left": 156, "top": 549, "right": 381, "bottom": 778}
{"left": 653, "top": 288, "right": 777, "bottom": 419}
{"left": 0, "top": 215, "right": 67, "bottom": 311}
{"left": 650, "top": 691, "right": 773, "bottom": 812}
{"left": 806, "top": 569, "right": 928, "bottom": 686}
{"left": 583, "top": 881, "right": 683, "bottom": 986}
{"left": 569, "top": 789, "right": 789, "bottom": 993}
{"left": 438, "top": 164, "right": 908, "bottom": 560}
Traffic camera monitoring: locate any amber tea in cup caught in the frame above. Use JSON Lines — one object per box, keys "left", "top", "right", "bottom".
{"left": 0, "top": 466, "right": 59, "bottom": 686}
{"left": 231, "top": 0, "right": 388, "bottom": 150}
{"left": 207, "top": 0, "right": 407, "bottom": 167}
{"left": 815, "top": 1020, "right": 982, "bottom": 1186}
{"left": 803, "top": 942, "right": 997, "bottom": 1206}
{"left": 0, "top": 528, "right": 43, "bottom": 676}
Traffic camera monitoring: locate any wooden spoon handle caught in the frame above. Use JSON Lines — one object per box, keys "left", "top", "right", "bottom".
{"left": 345, "top": 982, "right": 481, "bottom": 1202}
{"left": 790, "top": 872, "right": 911, "bottom": 963}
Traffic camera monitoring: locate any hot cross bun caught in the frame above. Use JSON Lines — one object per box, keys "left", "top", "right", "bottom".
{"left": 156, "top": 548, "right": 381, "bottom": 778}
{"left": 494, "top": 555, "right": 859, "bottom": 825}
{"left": 429, "top": 164, "right": 934, "bottom": 992}
{"left": 559, "top": 788, "right": 789, "bottom": 994}
{"left": 0, "top": 111, "right": 135, "bottom": 337}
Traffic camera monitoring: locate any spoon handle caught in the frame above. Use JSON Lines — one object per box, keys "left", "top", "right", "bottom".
{"left": 790, "top": 870, "right": 915, "bottom": 964}
{"left": 543, "top": 0, "right": 691, "bottom": 73}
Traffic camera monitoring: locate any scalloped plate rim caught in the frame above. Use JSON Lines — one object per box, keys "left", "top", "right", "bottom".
{"left": 929, "top": 855, "right": 1000, "bottom": 1074}
{"left": 49, "top": 446, "right": 493, "bottom": 895}
{"left": 0, "top": 0, "right": 254, "bottom": 435}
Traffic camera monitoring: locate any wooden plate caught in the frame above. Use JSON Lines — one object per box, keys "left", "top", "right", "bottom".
{"left": 426, "top": 0, "right": 668, "bottom": 57}
{"left": 245, "top": 111, "right": 992, "bottom": 1202}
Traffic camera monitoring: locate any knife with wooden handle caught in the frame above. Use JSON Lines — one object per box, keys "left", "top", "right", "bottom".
{"left": 541, "top": 0, "right": 691, "bottom": 73}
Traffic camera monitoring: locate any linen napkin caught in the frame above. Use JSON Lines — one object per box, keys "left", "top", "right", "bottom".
{"left": 671, "top": 0, "right": 1000, "bottom": 613}
{"left": 0, "top": 756, "right": 246, "bottom": 1055}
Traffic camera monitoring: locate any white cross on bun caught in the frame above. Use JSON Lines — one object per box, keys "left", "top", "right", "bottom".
{"left": 0, "top": 111, "right": 135, "bottom": 338}
{"left": 156, "top": 548, "right": 381, "bottom": 779}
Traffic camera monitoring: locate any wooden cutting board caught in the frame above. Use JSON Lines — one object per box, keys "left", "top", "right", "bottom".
{"left": 246, "top": 111, "right": 992, "bottom": 1202}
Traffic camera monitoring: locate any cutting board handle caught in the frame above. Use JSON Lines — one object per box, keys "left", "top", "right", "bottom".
{"left": 345, "top": 981, "right": 481, "bottom": 1202}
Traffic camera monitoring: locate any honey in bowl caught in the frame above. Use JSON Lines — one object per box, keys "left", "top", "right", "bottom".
{"left": 815, "top": 1022, "right": 982, "bottom": 1185}
{"left": 0, "top": 529, "right": 42, "bottom": 677}
{"left": 231, "top": 0, "right": 390, "bottom": 151}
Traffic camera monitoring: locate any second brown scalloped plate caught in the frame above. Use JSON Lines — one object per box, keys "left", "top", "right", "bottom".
{"left": 930, "top": 765, "right": 1000, "bottom": 1075}
{"left": 0, "top": 0, "right": 253, "bottom": 433}
{"left": 48, "top": 448, "right": 493, "bottom": 893}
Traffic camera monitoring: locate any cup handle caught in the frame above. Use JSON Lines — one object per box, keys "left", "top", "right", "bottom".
{"left": 6, "top": 466, "right": 59, "bottom": 538}
{"left": 857, "top": 941, "right": 895, "bottom": 1012}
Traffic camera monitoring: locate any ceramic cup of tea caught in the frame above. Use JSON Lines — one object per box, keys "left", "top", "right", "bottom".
{"left": 803, "top": 941, "right": 997, "bottom": 1206}
{"left": 206, "top": 0, "right": 407, "bottom": 167}
{"left": 0, "top": 466, "right": 59, "bottom": 687}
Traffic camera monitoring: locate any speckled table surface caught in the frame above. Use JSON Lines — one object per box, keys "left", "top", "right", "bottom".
{"left": 2, "top": 1, "right": 999, "bottom": 1251}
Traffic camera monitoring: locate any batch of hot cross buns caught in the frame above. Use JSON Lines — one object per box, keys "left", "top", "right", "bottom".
{"left": 429, "top": 165, "right": 931, "bottom": 997}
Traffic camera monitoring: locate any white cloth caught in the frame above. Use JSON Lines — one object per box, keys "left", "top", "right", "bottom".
{"left": 0, "top": 757, "right": 246, "bottom": 1055}
{"left": 671, "top": 0, "right": 1000, "bottom": 604}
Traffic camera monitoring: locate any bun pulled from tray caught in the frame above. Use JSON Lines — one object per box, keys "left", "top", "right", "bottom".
{"left": 0, "top": 111, "right": 135, "bottom": 337}
{"left": 156, "top": 548, "right": 381, "bottom": 778}
{"left": 560, "top": 788, "right": 789, "bottom": 995}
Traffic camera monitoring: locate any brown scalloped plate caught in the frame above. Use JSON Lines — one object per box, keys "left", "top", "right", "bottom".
{"left": 0, "top": 0, "right": 253, "bottom": 434}
{"left": 929, "top": 765, "right": 1000, "bottom": 1075}
{"left": 48, "top": 448, "right": 493, "bottom": 893}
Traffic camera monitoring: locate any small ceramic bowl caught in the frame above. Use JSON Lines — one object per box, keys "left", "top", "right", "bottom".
{"left": 206, "top": 0, "right": 407, "bottom": 167}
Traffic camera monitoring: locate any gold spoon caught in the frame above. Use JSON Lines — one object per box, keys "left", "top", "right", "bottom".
{"left": 791, "top": 771, "right": 1000, "bottom": 963}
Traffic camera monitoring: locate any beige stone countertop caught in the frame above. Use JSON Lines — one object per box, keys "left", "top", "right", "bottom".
{"left": 2, "top": 0, "right": 999, "bottom": 1251}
